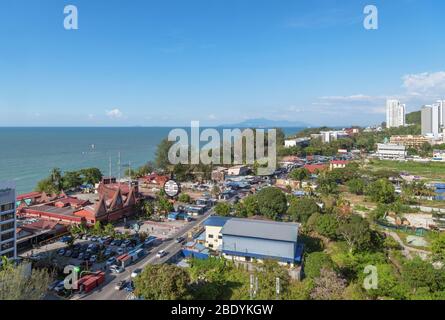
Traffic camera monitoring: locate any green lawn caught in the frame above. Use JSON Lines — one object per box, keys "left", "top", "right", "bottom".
{"left": 367, "top": 160, "right": 445, "bottom": 180}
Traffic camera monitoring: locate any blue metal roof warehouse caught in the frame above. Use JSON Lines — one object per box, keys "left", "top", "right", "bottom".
{"left": 221, "top": 218, "right": 303, "bottom": 264}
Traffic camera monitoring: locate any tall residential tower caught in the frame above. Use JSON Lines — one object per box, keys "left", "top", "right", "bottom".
{"left": 386, "top": 99, "right": 406, "bottom": 128}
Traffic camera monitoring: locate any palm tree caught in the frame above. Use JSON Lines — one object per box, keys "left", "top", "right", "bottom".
{"left": 50, "top": 167, "right": 63, "bottom": 192}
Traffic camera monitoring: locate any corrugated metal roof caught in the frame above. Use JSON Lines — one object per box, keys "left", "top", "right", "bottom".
{"left": 221, "top": 218, "right": 298, "bottom": 242}
{"left": 204, "top": 216, "right": 231, "bottom": 227}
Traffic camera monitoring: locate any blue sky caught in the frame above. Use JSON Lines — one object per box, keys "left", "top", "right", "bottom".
{"left": 1, "top": 0, "right": 444, "bottom": 127}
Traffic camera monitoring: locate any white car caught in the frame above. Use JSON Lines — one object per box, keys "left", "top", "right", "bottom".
{"left": 131, "top": 268, "right": 142, "bottom": 278}
{"left": 110, "top": 264, "right": 124, "bottom": 274}
{"left": 156, "top": 250, "right": 167, "bottom": 258}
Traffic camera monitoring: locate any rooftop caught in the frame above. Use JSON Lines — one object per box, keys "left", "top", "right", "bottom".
{"left": 204, "top": 216, "right": 232, "bottom": 227}
{"left": 221, "top": 218, "right": 299, "bottom": 242}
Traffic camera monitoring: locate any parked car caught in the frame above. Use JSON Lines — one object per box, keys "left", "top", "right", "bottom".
{"left": 89, "top": 255, "right": 97, "bottom": 263}
{"left": 131, "top": 268, "right": 142, "bottom": 278}
{"left": 124, "top": 281, "right": 134, "bottom": 292}
{"left": 106, "top": 257, "right": 116, "bottom": 266}
{"left": 156, "top": 250, "right": 167, "bottom": 258}
{"left": 175, "top": 236, "right": 185, "bottom": 243}
{"left": 110, "top": 265, "right": 124, "bottom": 274}
{"left": 78, "top": 252, "right": 84, "bottom": 260}
{"left": 71, "top": 251, "right": 79, "bottom": 259}
{"left": 117, "top": 248, "right": 125, "bottom": 255}
{"left": 57, "top": 249, "right": 66, "bottom": 256}
{"left": 53, "top": 281, "right": 66, "bottom": 293}
{"left": 114, "top": 280, "right": 126, "bottom": 291}
{"left": 65, "top": 250, "right": 73, "bottom": 257}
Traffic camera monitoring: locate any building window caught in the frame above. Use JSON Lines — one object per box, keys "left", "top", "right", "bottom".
{"left": 0, "top": 222, "right": 14, "bottom": 232}
{"left": 0, "top": 213, "right": 14, "bottom": 221}
{"left": 208, "top": 234, "right": 214, "bottom": 239}
{"left": 218, "top": 235, "right": 222, "bottom": 239}
{"left": 0, "top": 203, "right": 14, "bottom": 212}
{"left": 208, "top": 244, "right": 213, "bottom": 248}
{"left": 0, "top": 231, "right": 14, "bottom": 242}
{"left": 1, "top": 241, "right": 14, "bottom": 251}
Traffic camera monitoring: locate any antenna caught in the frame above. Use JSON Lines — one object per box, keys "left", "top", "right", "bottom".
{"left": 109, "top": 156, "right": 112, "bottom": 180}
{"left": 118, "top": 151, "right": 121, "bottom": 185}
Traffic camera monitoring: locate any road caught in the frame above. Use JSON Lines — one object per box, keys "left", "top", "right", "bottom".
{"left": 73, "top": 208, "right": 214, "bottom": 300}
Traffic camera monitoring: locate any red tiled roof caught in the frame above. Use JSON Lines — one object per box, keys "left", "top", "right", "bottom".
{"left": 304, "top": 164, "right": 328, "bottom": 174}
{"left": 330, "top": 160, "right": 350, "bottom": 165}
{"left": 17, "top": 192, "right": 42, "bottom": 201}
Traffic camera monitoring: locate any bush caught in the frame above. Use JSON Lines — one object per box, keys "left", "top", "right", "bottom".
{"left": 304, "top": 252, "right": 335, "bottom": 279}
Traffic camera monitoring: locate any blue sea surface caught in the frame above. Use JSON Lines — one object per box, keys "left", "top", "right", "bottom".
{"left": 0, "top": 127, "right": 302, "bottom": 194}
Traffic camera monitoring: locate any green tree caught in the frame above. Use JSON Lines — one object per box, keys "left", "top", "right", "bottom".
{"left": 255, "top": 260, "right": 290, "bottom": 300}
{"left": 50, "top": 167, "right": 63, "bottom": 192}
{"left": 313, "top": 214, "right": 339, "bottom": 240}
{"left": 157, "top": 196, "right": 174, "bottom": 214}
{"left": 336, "top": 215, "right": 374, "bottom": 252}
{"left": 365, "top": 179, "right": 395, "bottom": 204}
{"left": 289, "top": 168, "right": 310, "bottom": 185}
{"left": 178, "top": 193, "right": 192, "bottom": 204}
{"left": 256, "top": 187, "right": 287, "bottom": 220}
{"left": 347, "top": 178, "right": 366, "bottom": 195}
{"left": 35, "top": 177, "right": 58, "bottom": 194}
{"left": 401, "top": 257, "right": 445, "bottom": 294}
{"left": 431, "top": 232, "right": 445, "bottom": 264}
{"left": 287, "top": 197, "right": 320, "bottom": 223}
{"left": 214, "top": 202, "right": 232, "bottom": 217}
{"left": 304, "top": 252, "right": 335, "bottom": 279}
{"left": 241, "top": 195, "right": 259, "bottom": 216}
{"left": 134, "top": 264, "right": 191, "bottom": 300}
{"left": 62, "top": 171, "right": 82, "bottom": 190}
{"left": 79, "top": 168, "right": 103, "bottom": 184}
{"left": 0, "top": 263, "right": 52, "bottom": 300}
{"left": 233, "top": 202, "right": 248, "bottom": 217}
{"left": 317, "top": 177, "right": 339, "bottom": 196}
{"left": 155, "top": 138, "right": 174, "bottom": 170}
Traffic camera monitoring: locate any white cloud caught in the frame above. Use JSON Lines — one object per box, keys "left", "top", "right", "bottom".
{"left": 106, "top": 108, "right": 123, "bottom": 119}
{"left": 402, "top": 71, "right": 445, "bottom": 96}
{"left": 208, "top": 114, "right": 217, "bottom": 120}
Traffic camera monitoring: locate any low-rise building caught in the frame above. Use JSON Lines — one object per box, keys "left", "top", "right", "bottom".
{"left": 203, "top": 216, "right": 232, "bottom": 250}
{"left": 390, "top": 135, "right": 431, "bottom": 149}
{"left": 284, "top": 137, "right": 310, "bottom": 148}
{"left": 375, "top": 143, "right": 407, "bottom": 160}
{"left": 329, "top": 160, "right": 349, "bottom": 170}
{"left": 221, "top": 218, "right": 303, "bottom": 267}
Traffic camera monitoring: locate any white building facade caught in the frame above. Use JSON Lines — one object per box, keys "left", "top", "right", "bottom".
{"left": 376, "top": 143, "right": 407, "bottom": 160}
{"left": 0, "top": 181, "right": 16, "bottom": 260}
{"left": 386, "top": 99, "right": 406, "bottom": 128}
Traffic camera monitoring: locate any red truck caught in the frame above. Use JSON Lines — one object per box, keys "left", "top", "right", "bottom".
{"left": 77, "top": 271, "right": 105, "bottom": 293}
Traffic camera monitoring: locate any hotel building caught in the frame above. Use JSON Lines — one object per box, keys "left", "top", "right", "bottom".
{"left": 386, "top": 99, "right": 406, "bottom": 128}
{"left": 0, "top": 181, "right": 17, "bottom": 260}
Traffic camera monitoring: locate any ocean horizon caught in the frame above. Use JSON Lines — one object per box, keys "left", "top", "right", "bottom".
{"left": 0, "top": 127, "right": 303, "bottom": 194}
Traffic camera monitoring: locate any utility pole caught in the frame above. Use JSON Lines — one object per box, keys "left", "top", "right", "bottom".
{"left": 276, "top": 277, "right": 281, "bottom": 300}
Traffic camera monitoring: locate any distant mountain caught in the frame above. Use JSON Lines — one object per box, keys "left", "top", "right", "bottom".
{"left": 219, "top": 118, "right": 310, "bottom": 128}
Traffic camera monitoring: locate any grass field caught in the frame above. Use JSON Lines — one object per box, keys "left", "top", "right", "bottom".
{"left": 367, "top": 160, "right": 445, "bottom": 180}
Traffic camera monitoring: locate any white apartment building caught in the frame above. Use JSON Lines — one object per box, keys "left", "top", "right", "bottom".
{"left": 375, "top": 143, "right": 407, "bottom": 160}
{"left": 0, "top": 181, "right": 16, "bottom": 260}
{"left": 386, "top": 99, "right": 406, "bottom": 128}
{"left": 422, "top": 101, "right": 445, "bottom": 138}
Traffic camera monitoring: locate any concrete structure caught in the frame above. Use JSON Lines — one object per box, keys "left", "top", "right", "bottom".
{"left": 211, "top": 167, "right": 227, "bottom": 182}
{"left": 375, "top": 143, "right": 407, "bottom": 160}
{"left": 319, "top": 130, "right": 348, "bottom": 143}
{"left": 284, "top": 137, "right": 310, "bottom": 148}
{"left": 386, "top": 99, "right": 406, "bottom": 128}
{"left": 227, "top": 165, "right": 249, "bottom": 176}
{"left": 390, "top": 135, "right": 431, "bottom": 149}
{"left": 0, "top": 181, "right": 16, "bottom": 259}
{"left": 221, "top": 218, "right": 303, "bottom": 266}
{"left": 203, "top": 216, "right": 232, "bottom": 250}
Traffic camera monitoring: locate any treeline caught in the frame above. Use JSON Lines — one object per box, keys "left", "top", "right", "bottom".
{"left": 35, "top": 167, "right": 103, "bottom": 194}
